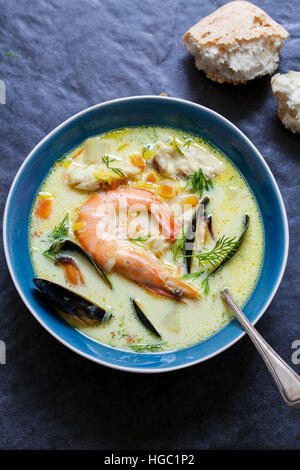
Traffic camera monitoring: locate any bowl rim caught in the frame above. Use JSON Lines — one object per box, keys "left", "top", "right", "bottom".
{"left": 3, "top": 95, "right": 289, "bottom": 373}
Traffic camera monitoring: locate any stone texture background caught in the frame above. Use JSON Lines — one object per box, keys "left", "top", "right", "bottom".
{"left": 0, "top": 0, "right": 299, "bottom": 450}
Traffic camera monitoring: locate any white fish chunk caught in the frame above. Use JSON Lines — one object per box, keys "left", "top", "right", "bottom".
{"left": 65, "top": 158, "right": 140, "bottom": 192}
{"left": 66, "top": 163, "right": 101, "bottom": 191}
{"left": 150, "top": 140, "right": 225, "bottom": 179}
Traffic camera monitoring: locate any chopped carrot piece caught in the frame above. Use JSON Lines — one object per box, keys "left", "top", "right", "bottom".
{"left": 183, "top": 195, "right": 199, "bottom": 206}
{"left": 72, "top": 148, "right": 83, "bottom": 159}
{"left": 145, "top": 171, "right": 159, "bottom": 184}
{"left": 125, "top": 335, "right": 136, "bottom": 345}
{"left": 34, "top": 198, "right": 52, "bottom": 219}
{"left": 64, "top": 263, "right": 79, "bottom": 285}
{"left": 77, "top": 267, "right": 85, "bottom": 284}
{"left": 56, "top": 257, "right": 85, "bottom": 286}
{"left": 130, "top": 153, "right": 145, "bottom": 171}
{"left": 159, "top": 183, "right": 178, "bottom": 199}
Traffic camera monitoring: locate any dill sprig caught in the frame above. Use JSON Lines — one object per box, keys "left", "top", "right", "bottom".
{"left": 185, "top": 168, "right": 213, "bottom": 197}
{"left": 210, "top": 214, "right": 249, "bottom": 274}
{"left": 172, "top": 136, "right": 184, "bottom": 155}
{"left": 183, "top": 270, "right": 210, "bottom": 295}
{"left": 183, "top": 138, "right": 193, "bottom": 148}
{"left": 172, "top": 229, "right": 185, "bottom": 261}
{"left": 48, "top": 213, "right": 70, "bottom": 241}
{"left": 43, "top": 213, "right": 70, "bottom": 261}
{"left": 102, "top": 155, "right": 125, "bottom": 177}
{"left": 181, "top": 235, "right": 237, "bottom": 268}
{"left": 128, "top": 235, "right": 151, "bottom": 247}
{"left": 129, "top": 236, "right": 150, "bottom": 242}
{"left": 152, "top": 127, "right": 158, "bottom": 142}
{"left": 183, "top": 216, "right": 249, "bottom": 279}
{"left": 43, "top": 239, "right": 65, "bottom": 262}
{"left": 130, "top": 343, "right": 165, "bottom": 353}
{"left": 1, "top": 52, "right": 19, "bottom": 57}
{"left": 183, "top": 271, "right": 204, "bottom": 280}
{"left": 192, "top": 236, "right": 237, "bottom": 268}
{"left": 201, "top": 272, "right": 210, "bottom": 295}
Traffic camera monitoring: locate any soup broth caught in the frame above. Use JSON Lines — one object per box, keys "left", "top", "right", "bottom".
{"left": 30, "top": 126, "right": 264, "bottom": 353}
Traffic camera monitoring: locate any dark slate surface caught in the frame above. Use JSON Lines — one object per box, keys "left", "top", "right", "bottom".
{"left": 0, "top": 0, "right": 299, "bottom": 450}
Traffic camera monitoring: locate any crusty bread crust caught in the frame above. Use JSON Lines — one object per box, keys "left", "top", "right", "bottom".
{"left": 205, "top": 73, "right": 246, "bottom": 85}
{"left": 206, "top": 70, "right": 268, "bottom": 86}
{"left": 183, "top": 1, "right": 289, "bottom": 46}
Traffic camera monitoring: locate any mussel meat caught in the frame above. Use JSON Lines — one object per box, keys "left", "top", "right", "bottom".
{"left": 54, "top": 254, "right": 85, "bottom": 286}
{"left": 45, "top": 238, "right": 112, "bottom": 289}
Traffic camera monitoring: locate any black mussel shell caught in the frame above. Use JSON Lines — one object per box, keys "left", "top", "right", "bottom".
{"left": 130, "top": 299, "right": 161, "bottom": 338}
{"left": 200, "top": 196, "right": 209, "bottom": 206}
{"left": 33, "top": 278, "right": 112, "bottom": 327}
{"left": 184, "top": 203, "right": 205, "bottom": 273}
{"left": 206, "top": 214, "right": 214, "bottom": 239}
{"left": 211, "top": 214, "right": 250, "bottom": 275}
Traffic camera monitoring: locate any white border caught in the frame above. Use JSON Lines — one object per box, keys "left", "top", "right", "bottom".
{"left": 3, "top": 96, "right": 289, "bottom": 373}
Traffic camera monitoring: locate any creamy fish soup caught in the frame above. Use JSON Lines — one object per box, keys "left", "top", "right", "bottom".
{"left": 30, "top": 127, "right": 264, "bottom": 353}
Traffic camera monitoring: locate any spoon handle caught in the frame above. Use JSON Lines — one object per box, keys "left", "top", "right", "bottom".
{"left": 221, "top": 288, "right": 300, "bottom": 406}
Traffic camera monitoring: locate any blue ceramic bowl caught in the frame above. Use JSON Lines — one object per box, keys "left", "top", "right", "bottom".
{"left": 3, "top": 96, "right": 288, "bottom": 373}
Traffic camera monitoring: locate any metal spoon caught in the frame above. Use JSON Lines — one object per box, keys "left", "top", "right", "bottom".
{"left": 221, "top": 288, "right": 300, "bottom": 406}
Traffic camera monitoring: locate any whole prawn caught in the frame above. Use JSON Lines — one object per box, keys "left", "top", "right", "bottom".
{"left": 75, "top": 188, "right": 200, "bottom": 300}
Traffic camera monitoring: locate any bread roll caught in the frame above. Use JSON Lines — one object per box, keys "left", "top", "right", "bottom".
{"left": 182, "top": 1, "right": 289, "bottom": 85}
{"left": 271, "top": 71, "right": 300, "bottom": 134}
